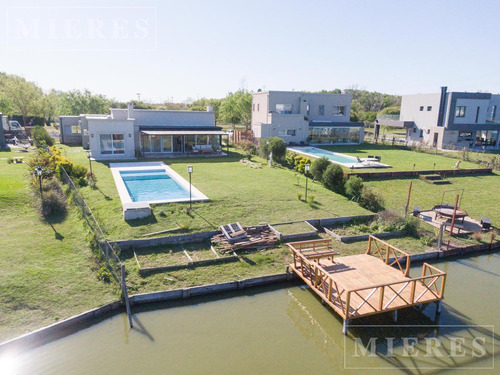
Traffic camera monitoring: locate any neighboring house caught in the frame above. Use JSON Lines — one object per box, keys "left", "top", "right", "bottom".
{"left": 376, "top": 87, "right": 500, "bottom": 150}
{"left": 60, "top": 103, "right": 227, "bottom": 160}
{"left": 251, "top": 91, "right": 364, "bottom": 145}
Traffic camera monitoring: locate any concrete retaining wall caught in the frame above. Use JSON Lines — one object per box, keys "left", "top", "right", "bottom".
{"left": 325, "top": 228, "right": 405, "bottom": 243}
{"left": 111, "top": 230, "right": 220, "bottom": 250}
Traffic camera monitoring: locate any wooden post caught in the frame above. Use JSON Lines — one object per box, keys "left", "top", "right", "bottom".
{"left": 437, "top": 223, "right": 444, "bottom": 249}
{"left": 378, "top": 287, "right": 384, "bottom": 311}
{"left": 121, "top": 265, "right": 133, "bottom": 328}
{"left": 345, "top": 291, "right": 351, "bottom": 320}
{"left": 410, "top": 280, "right": 416, "bottom": 304}
{"left": 405, "top": 181, "right": 413, "bottom": 216}
{"left": 448, "top": 194, "right": 460, "bottom": 237}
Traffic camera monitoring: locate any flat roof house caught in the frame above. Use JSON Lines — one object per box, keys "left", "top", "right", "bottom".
{"left": 376, "top": 87, "right": 500, "bottom": 150}
{"left": 60, "top": 103, "right": 227, "bottom": 160}
{"left": 251, "top": 90, "right": 364, "bottom": 145}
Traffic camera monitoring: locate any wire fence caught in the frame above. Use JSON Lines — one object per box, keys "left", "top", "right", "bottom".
{"left": 59, "top": 166, "right": 133, "bottom": 326}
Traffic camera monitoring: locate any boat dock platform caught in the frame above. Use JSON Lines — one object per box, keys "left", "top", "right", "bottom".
{"left": 287, "top": 236, "right": 447, "bottom": 335}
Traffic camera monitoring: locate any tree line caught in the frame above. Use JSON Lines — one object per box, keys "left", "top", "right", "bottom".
{"left": 0, "top": 72, "right": 399, "bottom": 126}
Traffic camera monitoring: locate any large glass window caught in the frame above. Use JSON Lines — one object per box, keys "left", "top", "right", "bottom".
{"left": 455, "top": 106, "right": 466, "bottom": 117}
{"left": 162, "top": 136, "right": 172, "bottom": 152}
{"left": 276, "top": 104, "right": 292, "bottom": 114}
{"left": 487, "top": 105, "right": 497, "bottom": 122}
{"left": 151, "top": 135, "right": 161, "bottom": 153}
{"left": 333, "top": 106, "right": 345, "bottom": 116}
{"left": 308, "top": 127, "right": 362, "bottom": 144}
{"left": 100, "top": 134, "right": 124, "bottom": 154}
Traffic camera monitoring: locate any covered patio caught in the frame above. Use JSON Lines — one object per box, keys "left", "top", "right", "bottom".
{"left": 140, "top": 129, "right": 228, "bottom": 157}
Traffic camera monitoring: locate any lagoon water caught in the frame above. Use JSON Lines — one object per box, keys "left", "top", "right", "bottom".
{"left": 2, "top": 254, "right": 500, "bottom": 374}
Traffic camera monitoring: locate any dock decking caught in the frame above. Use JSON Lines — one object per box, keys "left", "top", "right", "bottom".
{"left": 287, "top": 236, "right": 446, "bottom": 334}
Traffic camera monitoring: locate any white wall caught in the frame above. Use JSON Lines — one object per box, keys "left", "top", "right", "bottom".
{"left": 452, "top": 98, "right": 490, "bottom": 124}
{"left": 130, "top": 108, "right": 215, "bottom": 127}
{"left": 88, "top": 119, "right": 135, "bottom": 159}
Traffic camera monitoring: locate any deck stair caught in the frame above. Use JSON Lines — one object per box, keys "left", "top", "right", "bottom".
{"left": 419, "top": 174, "right": 450, "bottom": 185}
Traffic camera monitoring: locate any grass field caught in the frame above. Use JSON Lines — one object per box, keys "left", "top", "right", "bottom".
{"left": 365, "top": 172, "right": 500, "bottom": 225}
{"left": 318, "top": 144, "right": 481, "bottom": 172}
{"left": 59, "top": 145, "right": 368, "bottom": 240}
{"left": 0, "top": 149, "right": 117, "bottom": 342}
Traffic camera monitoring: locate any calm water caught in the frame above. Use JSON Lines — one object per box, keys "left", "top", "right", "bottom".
{"left": 120, "top": 169, "right": 189, "bottom": 202}
{"left": 288, "top": 146, "right": 360, "bottom": 165}
{"left": 2, "top": 254, "right": 499, "bottom": 374}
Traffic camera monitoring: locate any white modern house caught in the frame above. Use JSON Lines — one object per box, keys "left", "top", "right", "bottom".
{"left": 251, "top": 90, "right": 364, "bottom": 145}
{"left": 60, "top": 103, "right": 227, "bottom": 160}
{"left": 376, "top": 87, "right": 500, "bottom": 149}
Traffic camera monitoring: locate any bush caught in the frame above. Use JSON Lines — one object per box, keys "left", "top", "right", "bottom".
{"left": 39, "top": 189, "right": 68, "bottom": 218}
{"left": 322, "top": 164, "right": 345, "bottom": 193}
{"left": 306, "top": 194, "right": 315, "bottom": 206}
{"left": 87, "top": 171, "right": 97, "bottom": 189}
{"left": 239, "top": 139, "right": 256, "bottom": 160}
{"left": 31, "top": 126, "right": 54, "bottom": 147}
{"left": 96, "top": 266, "right": 112, "bottom": 283}
{"left": 359, "top": 187, "right": 385, "bottom": 212}
{"left": 259, "top": 137, "right": 287, "bottom": 163}
{"left": 310, "top": 157, "right": 330, "bottom": 181}
{"left": 297, "top": 191, "right": 303, "bottom": 201}
{"left": 345, "top": 176, "right": 364, "bottom": 200}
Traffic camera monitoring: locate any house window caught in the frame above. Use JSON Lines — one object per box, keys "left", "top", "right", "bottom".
{"left": 427, "top": 106, "right": 432, "bottom": 111}
{"left": 419, "top": 130, "right": 423, "bottom": 137}
{"left": 475, "top": 107, "right": 480, "bottom": 123}
{"left": 487, "top": 105, "right": 497, "bottom": 122}
{"left": 100, "top": 134, "right": 124, "bottom": 154}
{"left": 419, "top": 106, "right": 424, "bottom": 111}
{"left": 257, "top": 104, "right": 260, "bottom": 111}
{"left": 287, "top": 129, "right": 296, "bottom": 136}
{"left": 333, "top": 106, "right": 345, "bottom": 116}
{"left": 456, "top": 106, "right": 466, "bottom": 118}
{"left": 319, "top": 105, "right": 325, "bottom": 116}
{"left": 306, "top": 104, "right": 310, "bottom": 116}
{"left": 276, "top": 104, "right": 292, "bottom": 114}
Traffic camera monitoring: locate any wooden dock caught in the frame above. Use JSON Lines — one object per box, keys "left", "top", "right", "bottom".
{"left": 287, "top": 236, "right": 446, "bottom": 334}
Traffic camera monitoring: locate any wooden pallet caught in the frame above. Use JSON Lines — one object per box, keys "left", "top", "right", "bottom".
{"left": 212, "top": 225, "right": 278, "bottom": 253}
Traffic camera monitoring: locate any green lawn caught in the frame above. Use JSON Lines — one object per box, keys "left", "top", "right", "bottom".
{"left": 365, "top": 172, "right": 500, "bottom": 225}
{"left": 319, "top": 144, "right": 481, "bottom": 172}
{"left": 59, "top": 145, "right": 369, "bottom": 240}
{"left": 0, "top": 149, "right": 117, "bottom": 342}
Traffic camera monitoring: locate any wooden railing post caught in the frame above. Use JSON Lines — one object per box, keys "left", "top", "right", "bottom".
{"left": 328, "top": 279, "right": 332, "bottom": 301}
{"left": 439, "top": 274, "right": 446, "bottom": 298}
{"left": 367, "top": 235, "right": 372, "bottom": 254}
{"left": 410, "top": 280, "right": 416, "bottom": 304}
{"left": 385, "top": 244, "right": 390, "bottom": 264}
{"left": 314, "top": 266, "right": 319, "bottom": 287}
{"left": 378, "top": 287, "right": 384, "bottom": 311}
{"left": 345, "top": 291, "right": 351, "bottom": 319}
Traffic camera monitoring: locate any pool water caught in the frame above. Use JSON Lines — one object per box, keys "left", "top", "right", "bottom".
{"left": 120, "top": 169, "right": 190, "bottom": 202}
{"left": 2, "top": 254, "right": 499, "bottom": 374}
{"left": 293, "top": 146, "right": 360, "bottom": 164}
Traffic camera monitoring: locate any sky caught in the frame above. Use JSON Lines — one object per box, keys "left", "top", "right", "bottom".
{"left": 1, "top": 0, "right": 499, "bottom": 103}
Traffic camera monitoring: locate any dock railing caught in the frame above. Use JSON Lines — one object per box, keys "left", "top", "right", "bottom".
{"left": 288, "top": 237, "right": 447, "bottom": 321}
{"left": 366, "top": 235, "right": 411, "bottom": 276}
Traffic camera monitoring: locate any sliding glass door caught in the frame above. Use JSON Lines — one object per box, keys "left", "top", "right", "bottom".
{"left": 141, "top": 135, "right": 174, "bottom": 153}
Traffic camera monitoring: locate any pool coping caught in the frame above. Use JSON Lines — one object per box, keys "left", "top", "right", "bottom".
{"left": 109, "top": 162, "right": 209, "bottom": 205}
{"left": 288, "top": 146, "right": 391, "bottom": 169}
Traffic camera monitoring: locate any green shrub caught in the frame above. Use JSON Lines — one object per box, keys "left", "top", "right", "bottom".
{"left": 31, "top": 126, "right": 54, "bottom": 147}
{"left": 310, "top": 157, "right": 330, "bottom": 181}
{"left": 71, "top": 164, "right": 87, "bottom": 179}
{"left": 239, "top": 139, "right": 256, "bottom": 160}
{"left": 306, "top": 194, "right": 315, "bottom": 206}
{"left": 259, "top": 137, "right": 287, "bottom": 163}
{"left": 322, "top": 164, "right": 345, "bottom": 193}
{"left": 359, "top": 187, "right": 385, "bottom": 212}
{"left": 96, "top": 266, "right": 112, "bottom": 283}
{"left": 87, "top": 171, "right": 97, "bottom": 189}
{"left": 345, "top": 176, "right": 364, "bottom": 200}
{"left": 39, "top": 190, "right": 68, "bottom": 218}
{"left": 297, "top": 191, "right": 303, "bottom": 201}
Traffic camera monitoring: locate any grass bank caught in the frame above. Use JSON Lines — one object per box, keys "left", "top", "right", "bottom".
{"left": 0, "top": 149, "right": 117, "bottom": 342}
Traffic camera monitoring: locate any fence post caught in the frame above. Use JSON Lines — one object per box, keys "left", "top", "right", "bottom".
{"left": 121, "top": 265, "right": 133, "bottom": 328}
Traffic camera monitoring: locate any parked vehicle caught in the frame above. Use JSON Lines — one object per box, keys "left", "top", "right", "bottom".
{"left": 2, "top": 120, "right": 23, "bottom": 131}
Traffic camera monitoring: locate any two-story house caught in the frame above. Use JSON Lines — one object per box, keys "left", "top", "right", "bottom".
{"left": 251, "top": 91, "right": 364, "bottom": 145}
{"left": 376, "top": 87, "right": 500, "bottom": 149}
{"left": 60, "top": 103, "right": 227, "bottom": 160}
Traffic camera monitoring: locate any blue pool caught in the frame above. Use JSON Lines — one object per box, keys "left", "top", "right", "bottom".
{"left": 120, "top": 169, "right": 190, "bottom": 202}
{"left": 288, "top": 146, "right": 360, "bottom": 165}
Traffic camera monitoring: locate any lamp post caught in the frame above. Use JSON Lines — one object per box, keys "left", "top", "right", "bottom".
{"left": 86, "top": 150, "right": 93, "bottom": 175}
{"left": 36, "top": 167, "right": 43, "bottom": 195}
{"left": 304, "top": 164, "right": 310, "bottom": 200}
{"left": 187, "top": 165, "right": 193, "bottom": 212}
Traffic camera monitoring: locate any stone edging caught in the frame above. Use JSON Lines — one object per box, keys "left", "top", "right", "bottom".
{"left": 325, "top": 228, "right": 405, "bottom": 243}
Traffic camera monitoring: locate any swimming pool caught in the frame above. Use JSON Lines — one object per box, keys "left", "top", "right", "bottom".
{"left": 288, "top": 146, "right": 391, "bottom": 169}
{"left": 110, "top": 162, "right": 209, "bottom": 205}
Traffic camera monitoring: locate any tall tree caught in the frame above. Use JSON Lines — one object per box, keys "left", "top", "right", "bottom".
{"left": 59, "top": 89, "right": 111, "bottom": 115}
{"left": 37, "top": 89, "right": 61, "bottom": 125}
{"left": 0, "top": 74, "right": 43, "bottom": 124}
{"left": 219, "top": 90, "right": 252, "bottom": 125}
